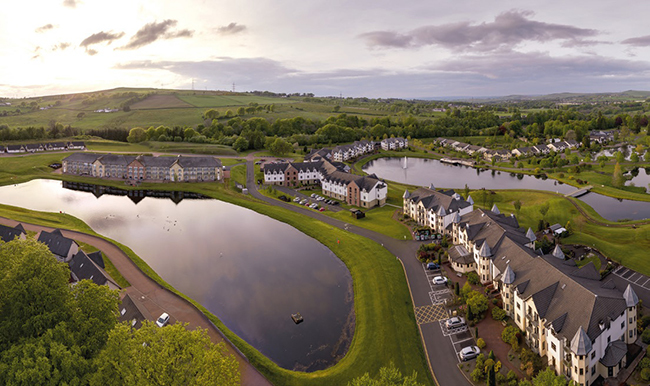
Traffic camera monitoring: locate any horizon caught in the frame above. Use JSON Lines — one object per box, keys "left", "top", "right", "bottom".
{"left": 3, "top": 1, "right": 650, "bottom": 98}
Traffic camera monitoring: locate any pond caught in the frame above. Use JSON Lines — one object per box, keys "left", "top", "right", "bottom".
{"left": 0, "top": 179, "right": 353, "bottom": 372}
{"left": 363, "top": 157, "right": 575, "bottom": 193}
{"left": 625, "top": 167, "right": 650, "bottom": 189}
{"left": 363, "top": 157, "right": 650, "bottom": 222}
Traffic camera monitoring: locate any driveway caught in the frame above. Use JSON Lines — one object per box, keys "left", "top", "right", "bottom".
{"left": 244, "top": 161, "right": 470, "bottom": 386}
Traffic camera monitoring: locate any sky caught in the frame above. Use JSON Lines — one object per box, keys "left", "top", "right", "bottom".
{"left": 3, "top": 0, "right": 650, "bottom": 99}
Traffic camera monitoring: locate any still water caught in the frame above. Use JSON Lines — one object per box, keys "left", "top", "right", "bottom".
{"left": 363, "top": 157, "right": 574, "bottom": 193}
{"left": 363, "top": 157, "right": 650, "bottom": 221}
{"left": 0, "top": 179, "right": 353, "bottom": 371}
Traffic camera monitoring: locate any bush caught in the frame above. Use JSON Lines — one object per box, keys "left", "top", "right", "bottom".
{"left": 642, "top": 328, "right": 650, "bottom": 344}
{"left": 477, "top": 338, "right": 486, "bottom": 349}
{"left": 492, "top": 307, "right": 507, "bottom": 321}
{"left": 641, "top": 315, "right": 650, "bottom": 328}
{"left": 502, "top": 326, "right": 519, "bottom": 344}
{"left": 471, "top": 367, "right": 484, "bottom": 382}
{"left": 467, "top": 272, "right": 480, "bottom": 285}
{"left": 641, "top": 368, "right": 650, "bottom": 382}
{"left": 639, "top": 357, "right": 650, "bottom": 370}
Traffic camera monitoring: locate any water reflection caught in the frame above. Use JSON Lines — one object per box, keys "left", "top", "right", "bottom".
{"left": 0, "top": 179, "right": 353, "bottom": 371}
{"left": 363, "top": 157, "right": 574, "bottom": 193}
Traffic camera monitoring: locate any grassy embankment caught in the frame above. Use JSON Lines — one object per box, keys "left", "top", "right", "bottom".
{"left": 0, "top": 154, "right": 433, "bottom": 386}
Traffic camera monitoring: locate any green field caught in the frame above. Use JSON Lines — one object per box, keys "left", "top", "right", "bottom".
{"left": 178, "top": 94, "right": 292, "bottom": 107}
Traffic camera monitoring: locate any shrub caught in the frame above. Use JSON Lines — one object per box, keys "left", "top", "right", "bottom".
{"left": 502, "top": 326, "right": 519, "bottom": 344}
{"left": 477, "top": 338, "right": 486, "bottom": 349}
{"left": 492, "top": 306, "right": 507, "bottom": 321}
{"left": 642, "top": 328, "right": 650, "bottom": 344}
{"left": 639, "top": 357, "right": 650, "bottom": 369}
{"left": 641, "top": 368, "right": 650, "bottom": 382}
{"left": 641, "top": 315, "right": 650, "bottom": 328}
{"left": 470, "top": 367, "right": 484, "bottom": 382}
{"left": 467, "top": 272, "right": 480, "bottom": 285}
{"left": 495, "top": 372, "right": 506, "bottom": 385}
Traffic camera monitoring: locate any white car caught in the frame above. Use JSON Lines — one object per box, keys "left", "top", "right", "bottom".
{"left": 432, "top": 276, "right": 447, "bottom": 285}
{"left": 156, "top": 312, "right": 170, "bottom": 327}
{"left": 445, "top": 316, "right": 466, "bottom": 329}
{"left": 293, "top": 197, "right": 301, "bottom": 202}
{"left": 459, "top": 345, "right": 480, "bottom": 361}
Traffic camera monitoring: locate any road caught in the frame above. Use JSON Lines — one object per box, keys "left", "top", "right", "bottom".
{"left": 0, "top": 217, "right": 272, "bottom": 386}
{"left": 244, "top": 160, "right": 472, "bottom": 386}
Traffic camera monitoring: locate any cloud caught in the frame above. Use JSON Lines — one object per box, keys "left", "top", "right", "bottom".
{"left": 216, "top": 22, "right": 247, "bottom": 35}
{"left": 80, "top": 31, "right": 125, "bottom": 48}
{"left": 121, "top": 20, "right": 193, "bottom": 50}
{"left": 35, "top": 24, "right": 55, "bottom": 33}
{"left": 621, "top": 35, "right": 650, "bottom": 47}
{"left": 360, "top": 10, "right": 600, "bottom": 51}
{"left": 86, "top": 49, "right": 98, "bottom": 56}
{"left": 32, "top": 46, "right": 42, "bottom": 60}
{"left": 113, "top": 54, "right": 650, "bottom": 99}
{"left": 62, "top": 0, "right": 79, "bottom": 8}
{"left": 53, "top": 42, "right": 71, "bottom": 51}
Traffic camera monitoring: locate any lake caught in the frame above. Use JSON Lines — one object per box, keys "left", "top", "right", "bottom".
{"left": 0, "top": 179, "right": 353, "bottom": 371}
{"left": 363, "top": 157, "right": 650, "bottom": 221}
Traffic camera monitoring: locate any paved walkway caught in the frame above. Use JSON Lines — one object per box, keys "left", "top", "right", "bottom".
{"left": 0, "top": 217, "right": 272, "bottom": 386}
{"left": 244, "top": 161, "right": 471, "bottom": 386}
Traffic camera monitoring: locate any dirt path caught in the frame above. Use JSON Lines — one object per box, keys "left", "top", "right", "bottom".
{"left": 0, "top": 217, "right": 272, "bottom": 386}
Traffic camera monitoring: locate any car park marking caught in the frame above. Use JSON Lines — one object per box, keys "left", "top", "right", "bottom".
{"left": 415, "top": 304, "right": 447, "bottom": 325}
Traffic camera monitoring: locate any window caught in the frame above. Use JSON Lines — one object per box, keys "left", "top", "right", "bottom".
{"left": 591, "top": 351, "right": 595, "bottom": 360}
{"left": 517, "top": 302, "right": 521, "bottom": 310}
{"left": 591, "top": 365, "right": 596, "bottom": 375}
{"left": 551, "top": 342, "right": 556, "bottom": 351}
{"left": 621, "top": 321, "right": 625, "bottom": 329}
{"left": 580, "top": 368, "right": 583, "bottom": 375}
{"left": 121, "top": 308, "right": 126, "bottom": 316}
{"left": 630, "top": 330, "right": 634, "bottom": 338}
{"left": 607, "top": 336, "right": 611, "bottom": 343}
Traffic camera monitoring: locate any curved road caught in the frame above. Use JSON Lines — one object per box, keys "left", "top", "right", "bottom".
{"left": 245, "top": 161, "right": 471, "bottom": 386}
{"left": 0, "top": 217, "right": 272, "bottom": 386}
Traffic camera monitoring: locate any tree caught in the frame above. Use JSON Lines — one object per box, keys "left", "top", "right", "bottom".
{"left": 530, "top": 367, "right": 574, "bottom": 386}
{"left": 539, "top": 202, "right": 550, "bottom": 219}
{"left": 232, "top": 136, "right": 249, "bottom": 152}
{"left": 631, "top": 152, "right": 639, "bottom": 163}
{"left": 127, "top": 127, "right": 146, "bottom": 143}
{"left": 91, "top": 322, "right": 240, "bottom": 386}
{"left": 269, "top": 137, "right": 293, "bottom": 156}
{"left": 486, "top": 365, "right": 496, "bottom": 386}
{"left": 204, "top": 109, "right": 219, "bottom": 120}
{"left": 491, "top": 307, "right": 507, "bottom": 321}
{"left": 236, "top": 107, "right": 245, "bottom": 116}
{"left": 612, "top": 162, "right": 624, "bottom": 188}
{"left": 466, "top": 291, "right": 489, "bottom": 318}
{"left": 347, "top": 363, "right": 423, "bottom": 386}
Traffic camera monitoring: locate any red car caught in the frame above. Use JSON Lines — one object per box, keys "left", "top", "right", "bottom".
{"left": 319, "top": 207, "right": 326, "bottom": 212}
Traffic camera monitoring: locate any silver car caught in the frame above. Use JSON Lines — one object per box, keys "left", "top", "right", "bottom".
{"left": 445, "top": 316, "right": 466, "bottom": 329}
{"left": 459, "top": 345, "right": 480, "bottom": 361}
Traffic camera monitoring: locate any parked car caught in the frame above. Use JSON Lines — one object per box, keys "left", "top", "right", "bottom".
{"left": 319, "top": 207, "right": 326, "bottom": 212}
{"left": 432, "top": 276, "right": 447, "bottom": 285}
{"left": 311, "top": 193, "right": 317, "bottom": 198}
{"left": 331, "top": 201, "right": 340, "bottom": 206}
{"left": 445, "top": 316, "right": 466, "bottom": 329}
{"left": 426, "top": 262, "right": 440, "bottom": 270}
{"left": 278, "top": 195, "right": 290, "bottom": 202}
{"left": 459, "top": 346, "right": 480, "bottom": 361}
{"left": 300, "top": 199, "right": 308, "bottom": 205}
{"left": 293, "top": 197, "right": 301, "bottom": 202}
{"left": 156, "top": 312, "right": 170, "bottom": 327}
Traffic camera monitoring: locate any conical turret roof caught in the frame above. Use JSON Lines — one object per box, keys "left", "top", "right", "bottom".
{"left": 479, "top": 241, "right": 492, "bottom": 257}
{"left": 403, "top": 189, "right": 410, "bottom": 199}
{"left": 502, "top": 265, "right": 515, "bottom": 284}
{"left": 526, "top": 228, "right": 536, "bottom": 242}
{"left": 491, "top": 204, "right": 500, "bottom": 214}
{"left": 624, "top": 284, "right": 639, "bottom": 307}
{"left": 467, "top": 195, "right": 474, "bottom": 205}
{"left": 552, "top": 244, "right": 564, "bottom": 259}
{"left": 570, "top": 326, "right": 592, "bottom": 356}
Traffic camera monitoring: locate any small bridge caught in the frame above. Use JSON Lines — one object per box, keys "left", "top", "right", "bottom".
{"left": 565, "top": 185, "right": 593, "bottom": 198}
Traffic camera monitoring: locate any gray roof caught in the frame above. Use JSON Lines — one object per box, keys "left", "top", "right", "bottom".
{"left": 502, "top": 265, "right": 515, "bottom": 284}
{"left": 406, "top": 187, "right": 472, "bottom": 216}
{"left": 37, "top": 229, "right": 77, "bottom": 258}
{"left": 448, "top": 245, "right": 474, "bottom": 265}
{"left": 68, "top": 250, "right": 118, "bottom": 288}
{"left": 0, "top": 223, "right": 25, "bottom": 242}
{"left": 63, "top": 152, "right": 101, "bottom": 163}
{"left": 96, "top": 154, "right": 135, "bottom": 166}
{"left": 88, "top": 251, "right": 105, "bottom": 269}
{"left": 623, "top": 284, "right": 639, "bottom": 307}
{"left": 403, "top": 189, "right": 410, "bottom": 199}
{"left": 570, "top": 326, "right": 592, "bottom": 355}
{"left": 466, "top": 195, "right": 474, "bottom": 205}
{"left": 118, "top": 293, "right": 152, "bottom": 329}
{"left": 600, "top": 340, "right": 627, "bottom": 367}
{"left": 176, "top": 155, "right": 221, "bottom": 168}
{"left": 491, "top": 204, "right": 500, "bottom": 214}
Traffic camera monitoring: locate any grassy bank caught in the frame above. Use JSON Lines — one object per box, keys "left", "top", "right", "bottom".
{"left": 0, "top": 166, "right": 433, "bottom": 385}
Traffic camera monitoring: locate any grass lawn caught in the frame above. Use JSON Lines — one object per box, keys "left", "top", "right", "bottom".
{"left": 575, "top": 253, "right": 602, "bottom": 271}
{"left": 0, "top": 175, "right": 433, "bottom": 386}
